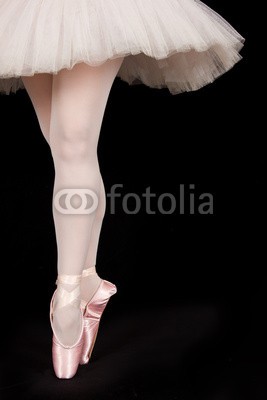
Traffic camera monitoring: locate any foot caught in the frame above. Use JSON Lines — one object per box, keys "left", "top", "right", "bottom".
{"left": 50, "top": 273, "right": 85, "bottom": 379}
{"left": 80, "top": 279, "right": 117, "bottom": 364}
{"left": 52, "top": 274, "right": 83, "bottom": 347}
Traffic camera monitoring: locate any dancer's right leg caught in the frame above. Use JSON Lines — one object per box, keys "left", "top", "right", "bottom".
{"left": 21, "top": 59, "right": 123, "bottom": 347}
{"left": 22, "top": 73, "right": 83, "bottom": 347}
{"left": 22, "top": 73, "right": 108, "bottom": 305}
{"left": 48, "top": 60, "right": 123, "bottom": 346}
{"left": 21, "top": 73, "right": 52, "bottom": 145}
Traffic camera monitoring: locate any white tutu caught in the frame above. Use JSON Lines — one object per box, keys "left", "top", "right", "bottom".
{"left": 0, "top": 0, "right": 244, "bottom": 95}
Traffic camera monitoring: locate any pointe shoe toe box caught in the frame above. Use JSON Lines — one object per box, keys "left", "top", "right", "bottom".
{"left": 52, "top": 335, "right": 84, "bottom": 379}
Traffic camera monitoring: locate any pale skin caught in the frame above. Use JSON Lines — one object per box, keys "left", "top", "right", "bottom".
{"left": 21, "top": 64, "right": 106, "bottom": 272}
{"left": 21, "top": 59, "right": 124, "bottom": 345}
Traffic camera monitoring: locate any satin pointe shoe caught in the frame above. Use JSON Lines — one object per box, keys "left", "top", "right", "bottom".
{"left": 50, "top": 274, "right": 84, "bottom": 379}
{"left": 80, "top": 268, "right": 117, "bottom": 365}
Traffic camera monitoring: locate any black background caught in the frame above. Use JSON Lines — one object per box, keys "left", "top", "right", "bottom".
{"left": 0, "top": 1, "right": 265, "bottom": 399}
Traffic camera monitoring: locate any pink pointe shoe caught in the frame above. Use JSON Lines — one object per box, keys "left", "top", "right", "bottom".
{"left": 50, "top": 274, "right": 84, "bottom": 379}
{"left": 80, "top": 268, "right": 117, "bottom": 365}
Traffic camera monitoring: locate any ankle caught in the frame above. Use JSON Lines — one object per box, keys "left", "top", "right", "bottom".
{"left": 80, "top": 266, "right": 102, "bottom": 304}
{"left": 82, "top": 266, "right": 98, "bottom": 278}
{"left": 54, "top": 273, "right": 82, "bottom": 311}
{"left": 51, "top": 273, "right": 83, "bottom": 346}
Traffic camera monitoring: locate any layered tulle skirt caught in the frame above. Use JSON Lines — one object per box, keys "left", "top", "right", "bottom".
{"left": 0, "top": 0, "right": 244, "bottom": 95}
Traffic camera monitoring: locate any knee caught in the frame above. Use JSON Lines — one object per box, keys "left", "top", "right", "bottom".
{"left": 50, "top": 122, "right": 96, "bottom": 162}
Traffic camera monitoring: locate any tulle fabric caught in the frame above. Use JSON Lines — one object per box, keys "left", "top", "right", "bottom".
{"left": 0, "top": 0, "right": 244, "bottom": 95}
